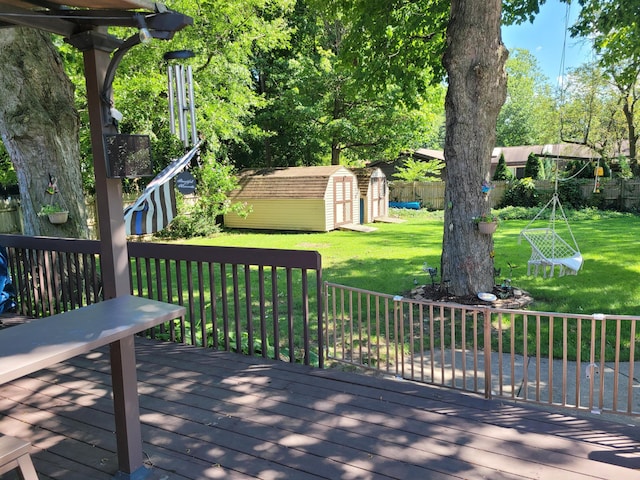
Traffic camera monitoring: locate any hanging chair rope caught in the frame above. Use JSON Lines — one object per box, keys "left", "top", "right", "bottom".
{"left": 519, "top": 1, "right": 583, "bottom": 278}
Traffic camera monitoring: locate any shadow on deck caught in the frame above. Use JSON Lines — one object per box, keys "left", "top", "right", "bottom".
{"left": 1, "top": 338, "right": 640, "bottom": 479}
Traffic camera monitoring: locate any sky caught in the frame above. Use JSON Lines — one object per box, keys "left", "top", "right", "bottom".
{"left": 501, "top": 0, "right": 594, "bottom": 84}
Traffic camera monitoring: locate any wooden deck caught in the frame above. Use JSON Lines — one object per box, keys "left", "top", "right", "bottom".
{"left": 1, "top": 338, "right": 640, "bottom": 480}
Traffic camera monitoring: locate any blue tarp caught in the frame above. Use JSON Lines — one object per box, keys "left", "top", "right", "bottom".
{"left": 0, "top": 246, "right": 16, "bottom": 314}
{"left": 389, "top": 201, "right": 421, "bottom": 210}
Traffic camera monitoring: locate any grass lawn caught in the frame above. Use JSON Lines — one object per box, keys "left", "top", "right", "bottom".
{"left": 180, "top": 208, "right": 640, "bottom": 317}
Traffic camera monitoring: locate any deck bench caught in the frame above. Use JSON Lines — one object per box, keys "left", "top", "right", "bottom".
{"left": 0, "top": 295, "right": 185, "bottom": 479}
{"left": 0, "top": 435, "right": 38, "bottom": 479}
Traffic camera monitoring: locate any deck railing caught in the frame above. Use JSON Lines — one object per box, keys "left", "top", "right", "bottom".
{"left": 0, "top": 234, "right": 323, "bottom": 367}
{"left": 324, "top": 281, "right": 640, "bottom": 416}
{"left": 4, "top": 233, "right": 638, "bottom": 415}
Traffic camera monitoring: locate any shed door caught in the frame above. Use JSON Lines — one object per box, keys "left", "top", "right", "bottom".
{"left": 370, "top": 176, "right": 385, "bottom": 219}
{"left": 333, "top": 176, "right": 353, "bottom": 226}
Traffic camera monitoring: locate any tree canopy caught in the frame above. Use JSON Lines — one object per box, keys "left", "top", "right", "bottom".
{"left": 497, "top": 48, "right": 556, "bottom": 146}
{"left": 2, "top": 0, "right": 626, "bottom": 296}
{"left": 569, "top": 0, "right": 640, "bottom": 168}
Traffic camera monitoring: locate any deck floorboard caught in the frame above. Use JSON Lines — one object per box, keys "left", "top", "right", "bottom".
{"left": 1, "top": 338, "right": 639, "bottom": 479}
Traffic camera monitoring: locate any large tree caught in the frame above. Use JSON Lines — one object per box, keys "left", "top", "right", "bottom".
{"left": 0, "top": 28, "right": 88, "bottom": 238}
{"left": 570, "top": 0, "right": 640, "bottom": 170}
{"left": 233, "top": 0, "right": 446, "bottom": 168}
{"left": 560, "top": 62, "right": 628, "bottom": 161}
{"left": 441, "top": 1, "right": 508, "bottom": 295}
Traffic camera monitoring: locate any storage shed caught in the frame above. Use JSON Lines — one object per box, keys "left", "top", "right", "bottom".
{"left": 352, "top": 167, "right": 388, "bottom": 223}
{"left": 224, "top": 166, "right": 359, "bottom": 231}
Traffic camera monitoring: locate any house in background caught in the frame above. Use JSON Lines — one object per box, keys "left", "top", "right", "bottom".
{"left": 371, "top": 144, "right": 601, "bottom": 181}
{"left": 491, "top": 144, "right": 600, "bottom": 178}
{"left": 224, "top": 166, "right": 359, "bottom": 232}
{"left": 351, "top": 167, "right": 388, "bottom": 224}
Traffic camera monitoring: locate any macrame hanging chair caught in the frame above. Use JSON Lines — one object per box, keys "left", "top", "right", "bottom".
{"left": 519, "top": 1, "right": 583, "bottom": 279}
{"left": 519, "top": 189, "right": 583, "bottom": 278}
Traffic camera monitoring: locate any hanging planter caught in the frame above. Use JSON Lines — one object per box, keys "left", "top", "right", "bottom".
{"left": 478, "top": 221, "right": 498, "bottom": 234}
{"left": 39, "top": 174, "right": 69, "bottom": 225}
{"left": 39, "top": 204, "right": 69, "bottom": 224}
{"left": 47, "top": 210, "right": 69, "bottom": 224}
{"left": 475, "top": 215, "right": 499, "bottom": 234}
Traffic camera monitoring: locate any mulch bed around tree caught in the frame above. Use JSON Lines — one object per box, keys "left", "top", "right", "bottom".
{"left": 406, "top": 284, "right": 534, "bottom": 309}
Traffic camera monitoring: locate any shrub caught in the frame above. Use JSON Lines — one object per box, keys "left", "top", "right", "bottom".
{"left": 500, "top": 177, "right": 539, "bottom": 208}
{"left": 493, "top": 152, "right": 513, "bottom": 181}
{"left": 524, "top": 153, "right": 545, "bottom": 179}
{"left": 557, "top": 179, "right": 586, "bottom": 209}
{"left": 155, "top": 149, "right": 246, "bottom": 240}
{"left": 156, "top": 213, "right": 221, "bottom": 239}
{"left": 615, "top": 157, "right": 633, "bottom": 179}
{"left": 492, "top": 206, "right": 540, "bottom": 220}
{"left": 393, "top": 158, "right": 444, "bottom": 182}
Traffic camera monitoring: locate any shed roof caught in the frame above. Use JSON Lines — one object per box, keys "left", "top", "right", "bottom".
{"left": 351, "top": 167, "right": 384, "bottom": 195}
{"left": 230, "top": 166, "right": 351, "bottom": 200}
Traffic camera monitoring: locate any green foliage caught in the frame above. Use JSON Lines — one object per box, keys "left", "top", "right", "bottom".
{"left": 0, "top": 145, "right": 17, "bottom": 187}
{"left": 38, "top": 203, "right": 66, "bottom": 216}
{"left": 493, "top": 152, "right": 513, "bottom": 180}
{"left": 393, "top": 158, "right": 444, "bottom": 182}
{"left": 497, "top": 48, "right": 557, "bottom": 146}
{"left": 571, "top": 0, "right": 640, "bottom": 88}
{"left": 502, "top": 0, "right": 549, "bottom": 25}
{"left": 474, "top": 214, "right": 499, "bottom": 223}
{"left": 156, "top": 211, "right": 221, "bottom": 239}
{"left": 558, "top": 63, "right": 628, "bottom": 164}
{"left": 336, "top": 0, "right": 450, "bottom": 101}
{"left": 157, "top": 148, "right": 243, "bottom": 239}
{"left": 616, "top": 156, "right": 634, "bottom": 179}
{"left": 234, "top": 1, "right": 447, "bottom": 167}
{"left": 492, "top": 205, "right": 624, "bottom": 222}
{"left": 524, "top": 152, "right": 544, "bottom": 179}
{"left": 564, "top": 160, "right": 597, "bottom": 179}
{"left": 492, "top": 205, "right": 541, "bottom": 220}
{"left": 500, "top": 177, "right": 539, "bottom": 208}
{"left": 557, "top": 179, "right": 586, "bottom": 209}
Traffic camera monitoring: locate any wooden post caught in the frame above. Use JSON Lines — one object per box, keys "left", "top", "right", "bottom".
{"left": 80, "top": 33, "right": 131, "bottom": 300}
{"left": 72, "top": 30, "right": 144, "bottom": 479}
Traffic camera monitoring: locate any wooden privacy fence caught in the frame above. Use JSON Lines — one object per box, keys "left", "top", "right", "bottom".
{"left": 589, "top": 178, "right": 640, "bottom": 210}
{"left": 0, "top": 234, "right": 323, "bottom": 367}
{"left": 389, "top": 179, "right": 640, "bottom": 211}
{"left": 0, "top": 198, "right": 21, "bottom": 234}
{"left": 324, "top": 281, "right": 640, "bottom": 417}
{"left": 389, "top": 181, "right": 507, "bottom": 209}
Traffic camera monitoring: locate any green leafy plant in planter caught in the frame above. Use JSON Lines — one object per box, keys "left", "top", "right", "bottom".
{"left": 474, "top": 214, "right": 499, "bottom": 234}
{"left": 38, "top": 204, "right": 69, "bottom": 224}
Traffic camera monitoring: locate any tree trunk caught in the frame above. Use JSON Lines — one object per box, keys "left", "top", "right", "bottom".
{"left": 331, "top": 141, "right": 341, "bottom": 165}
{"left": 622, "top": 99, "right": 638, "bottom": 171}
{"left": 441, "top": 1, "right": 508, "bottom": 296}
{"left": 0, "top": 28, "right": 88, "bottom": 238}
